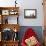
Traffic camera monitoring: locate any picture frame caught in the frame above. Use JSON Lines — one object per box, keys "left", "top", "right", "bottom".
{"left": 1, "top": 28, "right": 13, "bottom": 41}
{"left": 9, "top": 10, "right": 18, "bottom": 15}
{"left": 24, "top": 9, "right": 37, "bottom": 18}
{"left": 2, "top": 16, "right": 18, "bottom": 24}
{"left": 8, "top": 16, "right": 18, "bottom": 24}
{"left": 2, "top": 10, "right": 9, "bottom": 15}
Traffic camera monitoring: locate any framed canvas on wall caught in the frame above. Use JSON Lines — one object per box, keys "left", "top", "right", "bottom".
{"left": 24, "top": 9, "right": 37, "bottom": 18}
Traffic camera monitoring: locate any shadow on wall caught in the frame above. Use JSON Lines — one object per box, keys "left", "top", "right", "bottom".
{"left": 18, "top": 26, "right": 43, "bottom": 44}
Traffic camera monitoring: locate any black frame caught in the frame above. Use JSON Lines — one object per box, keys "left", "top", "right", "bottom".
{"left": 24, "top": 9, "right": 37, "bottom": 18}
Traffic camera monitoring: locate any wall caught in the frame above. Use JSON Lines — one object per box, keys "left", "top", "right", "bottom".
{"left": 0, "top": 0, "right": 44, "bottom": 26}
{"left": 19, "top": 0, "right": 44, "bottom": 26}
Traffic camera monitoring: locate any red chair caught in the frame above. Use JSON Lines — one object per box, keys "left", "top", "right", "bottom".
{"left": 21, "top": 28, "right": 41, "bottom": 46}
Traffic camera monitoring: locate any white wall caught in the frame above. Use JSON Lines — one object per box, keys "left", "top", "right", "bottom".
{"left": 0, "top": 0, "right": 44, "bottom": 26}
{"left": 19, "top": 0, "right": 44, "bottom": 26}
